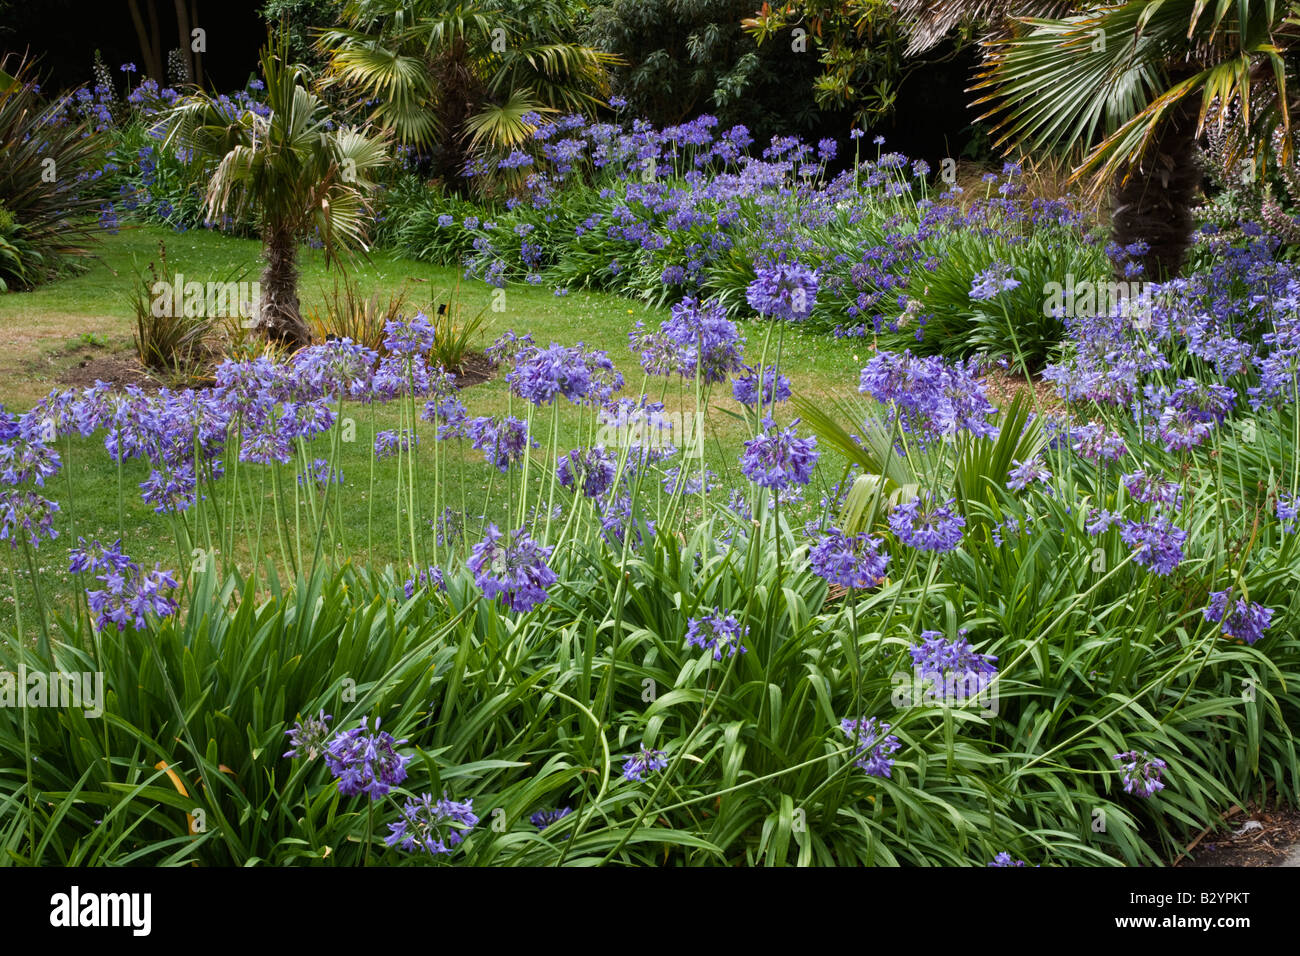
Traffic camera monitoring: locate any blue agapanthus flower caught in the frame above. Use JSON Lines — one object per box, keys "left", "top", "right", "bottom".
{"left": 467, "top": 523, "right": 557, "bottom": 613}
{"left": 746, "top": 262, "right": 819, "bottom": 321}
{"left": 323, "top": 717, "right": 410, "bottom": 800}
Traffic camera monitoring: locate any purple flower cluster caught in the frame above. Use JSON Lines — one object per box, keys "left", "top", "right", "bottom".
{"left": 467, "top": 416, "right": 535, "bottom": 471}
{"left": 684, "top": 608, "right": 748, "bottom": 660}
{"left": 840, "top": 716, "right": 901, "bottom": 778}
{"left": 556, "top": 446, "right": 617, "bottom": 499}
{"left": 859, "top": 350, "right": 997, "bottom": 443}
{"left": 323, "top": 717, "right": 411, "bottom": 800}
{"left": 283, "top": 710, "right": 332, "bottom": 760}
{"left": 1203, "top": 589, "right": 1273, "bottom": 645}
{"left": 385, "top": 792, "right": 478, "bottom": 855}
{"left": 732, "top": 365, "right": 792, "bottom": 408}
{"left": 1112, "top": 750, "right": 1167, "bottom": 799}
{"left": 1118, "top": 516, "right": 1187, "bottom": 576}
{"left": 467, "top": 524, "right": 557, "bottom": 612}
{"left": 739, "top": 420, "right": 818, "bottom": 489}
{"left": 631, "top": 296, "right": 744, "bottom": 384}
{"left": 746, "top": 261, "right": 819, "bottom": 321}
{"left": 621, "top": 745, "right": 668, "bottom": 782}
{"left": 909, "top": 629, "right": 998, "bottom": 683}
{"left": 0, "top": 490, "right": 60, "bottom": 549}
{"left": 889, "top": 496, "right": 965, "bottom": 553}
{"left": 69, "top": 537, "right": 180, "bottom": 632}
{"left": 809, "top": 527, "right": 890, "bottom": 589}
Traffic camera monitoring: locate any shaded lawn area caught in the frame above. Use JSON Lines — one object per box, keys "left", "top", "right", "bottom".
{"left": 0, "top": 224, "right": 869, "bottom": 629}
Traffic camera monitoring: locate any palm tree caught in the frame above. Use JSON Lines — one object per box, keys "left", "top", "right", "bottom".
{"left": 972, "top": 1, "right": 1300, "bottom": 279}
{"left": 161, "top": 36, "right": 390, "bottom": 348}
{"left": 318, "top": 0, "right": 616, "bottom": 190}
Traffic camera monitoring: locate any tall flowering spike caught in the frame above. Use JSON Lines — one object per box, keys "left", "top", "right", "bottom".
{"left": 739, "top": 420, "right": 818, "bottom": 489}
{"left": 747, "top": 261, "right": 819, "bottom": 321}
{"left": 467, "top": 524, "right": 557, "bottom": 613}
{"left": 323, "top": 717, "right": 411, "bottom": 800}
{"left": 283, "top": 710, "right": 333, "bottom": 760}
{"left": 809, "top": 527, "right": 890, "bottom": 589}
{"left": 840, "top": 716, "right": 901, "bottom": 777}
{"left": 385, "top": 792, "right": 478, "bottom": 855}
{"left": 621, "top": 745, "right": 668, "bottom": 782}
{"left": 684, "top": 608, "right": 748, "bottom": 660}
{"left": 1112, "top": 750, "right": 1167, "bottom": 798}
{"left": 889, "top": 495, "right": 965, "bottom": 553}
{"left": 1203, "top": 590, "right": 1273, "bottom": 645}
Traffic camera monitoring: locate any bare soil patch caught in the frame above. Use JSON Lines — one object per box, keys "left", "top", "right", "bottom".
{"left": 1173, "top": 800, "right": 1300, "bottom": 867}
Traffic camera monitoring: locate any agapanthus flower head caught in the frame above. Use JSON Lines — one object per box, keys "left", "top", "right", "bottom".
{"left": 859, "top": 350, "right": 997, "bottom": 443}
{"left": 1119, "top": 516, "right": 1186, "bottom": 575}
{"left": 507, "top": 342, "right": 593, "bottom": 406}
{"left": 1278, "top": 493, "right": 1299, "bottom": 533}
{"left": 969, "top": 263, "right": 1020, "bottom": 300}
{"left": 467, "top": 416, "right": 535, "bottom": 471}
{"left": 685, "top": 608, "right": 749, "bottom": 660}
{"left": 382, "top": 312, "right": 436, "bottom": 356}
{"left": 374, "top": 428, "right": 418, "bottom": 460}
{"left": 909, "top": 630, "right": 998, "bottom": 702}
{"left": 0, "top": 491, "right": 60, "bottom": 549}
{"left": 732, "top": 365, "right": 792, "bottom": 408}
{"left": 1112, "top": 750, "right": 1166, "bottom": 798}
{"left": 283, "top": 710, "right": 332, "bottom": 760}
{"left": 403, "top": 565, "right": 446, "bottom": 599}
{"left": 1070, "top": 422, "right": 1127, "bottom": 463}
{"left": 485, "top": 330, "right": 536, "bottom": 367}
{"left": 1203, "top": 589, "right": 1273, "bottom": 645}
{"left": 140, "top": 462, "right": 198, "bottom": 514}
{"left": 633, "top": 296, "right": 744, "bottom": 383}
{"left": 385, "top": 792, "right": 478, "bottom": 855}
{"left": 621, "top": 745, "right": 668, "bottom": 782}
{"left": 556, "top": 446, "right": 617, "bottom": 499}
{"left": 1121, "top": 469, "right": 1182, "bottom": 510}
{"left": 84, "top": 560, "right": 180, "bottom": 632}
{"left": 531, "top": 806, "right": 573, "bottom": 830}
{"left": 467, "top": 523, "right": 557, "bottom": 612}
{"left": 988, "top": 852, "right": 1027, "bottom": 867}
{"left": 323, "top": 717, "right": 410, "bottom": 800}
{"left": 1007, "top": 456, "right": 1051, "bottom": 491}
{"left": 298, "top": 457, "right": 343, "bottom": 491}
{"left": 0, "top": 433, "right": 62, "bottom": 487}
{"left": 840, "top": 716, "right": 901, "bottom": 777}
{"left": 746, "top": 261, "right": 819, "bottom": 321}
{"left": 739, "top": 420, "right": 818, "bottom": 489}
{"left": 809, "top": 527, "right": 890, "bottom": 589}
{"left": 68, "top": 537, "right": 133, "bottom": 576}
{"left": 889, "top": 495, "right": 965, "bottom": 552}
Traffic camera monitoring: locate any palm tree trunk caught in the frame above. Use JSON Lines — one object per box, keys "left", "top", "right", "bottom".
{"left": 259, "top": 225, "right": 311, "bottom": 349}
{"left": 1109, "top": 97, "right": 1202, "bottom": 281}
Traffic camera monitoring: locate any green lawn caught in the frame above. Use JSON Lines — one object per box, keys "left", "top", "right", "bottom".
{"left": 0, "top": 223, "right": 869, "bottom": 628}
